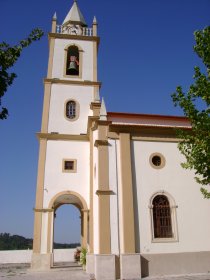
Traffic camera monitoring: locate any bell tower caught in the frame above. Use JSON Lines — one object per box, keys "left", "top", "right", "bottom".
{"left": 32, "top": 0, "right": 101, "bottom": 270}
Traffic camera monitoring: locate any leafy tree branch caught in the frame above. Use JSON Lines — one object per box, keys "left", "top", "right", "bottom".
{"left": 172, "top": 26, "right": 210, "bottom": 195}
{"left": 0, "top": 28, "right": 44, "bottom": 120}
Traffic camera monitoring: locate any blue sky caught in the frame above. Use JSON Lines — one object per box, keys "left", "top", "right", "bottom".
{"left": 0, "top": 0, "right": 209, "bottom": 243}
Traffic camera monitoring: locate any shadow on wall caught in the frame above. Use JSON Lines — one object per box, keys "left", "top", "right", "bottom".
{"left": 141, "top": 256, "right": 149, "bottom": 278}
{"left": 131, "top": 142, "right": 140, "bottom": 253}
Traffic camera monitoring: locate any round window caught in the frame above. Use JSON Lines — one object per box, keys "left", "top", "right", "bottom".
{"left": 149, "top": 153, "right": 165, "bottom": 169}
{"left": 152, "top": 155, "right": 161, "bottom": 166}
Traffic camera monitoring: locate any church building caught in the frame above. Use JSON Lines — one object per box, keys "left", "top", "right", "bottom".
{"left": 32, "top": 1, "right": 210, "bottom": 279}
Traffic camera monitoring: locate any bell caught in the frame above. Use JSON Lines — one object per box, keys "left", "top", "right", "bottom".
{"left": 68, "top": 61, "right": 77, "bottom": 71}
{"left": 67, "top": 61, "right": 78, "bottom": 75}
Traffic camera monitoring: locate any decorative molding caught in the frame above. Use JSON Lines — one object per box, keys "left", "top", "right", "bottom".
{"left": 94, "top": 139, "right": 109, "bottom": 147}
{"left": 96, "top": 190, "right": 114, "bottom": 195}
{"left": 48, "top": 32, "right": 100, "bottom": 44}
{"left": 44, "top": 78, "right": 101, "bottom": 88}
{"left": 36, "top": 132, "right": 89, "bottom": 141}
{"left": 34, "top": 208, "right": 54, "bottom": 213}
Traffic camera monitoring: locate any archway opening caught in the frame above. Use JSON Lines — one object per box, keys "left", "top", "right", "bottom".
{"left": 53, "top": 204, "right": 81, "bottom": 267}
{"left": 50, "top": 192, "right": 88, "bottom": 268}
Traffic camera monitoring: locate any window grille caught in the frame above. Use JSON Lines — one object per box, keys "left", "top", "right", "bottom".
{"left": 66, "top": 101, "right": 76, "bottom": 119}
{"left": 152, "top": 195, "right": 173, "bottom": 238}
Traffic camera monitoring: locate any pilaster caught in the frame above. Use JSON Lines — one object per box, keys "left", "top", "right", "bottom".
{"left": 119, "top": 133, "right": 135, "bottom": 253}
{"left": 95, "top": 122, "right": 111, "bottom": 254}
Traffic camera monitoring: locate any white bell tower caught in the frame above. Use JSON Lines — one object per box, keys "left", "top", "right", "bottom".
{"left": 32, "top": 0, "right": 101, "bottom": 270}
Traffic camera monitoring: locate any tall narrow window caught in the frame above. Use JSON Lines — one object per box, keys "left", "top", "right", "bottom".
{"left": 66, "top": 100, "right": 76, "bottom": 119}
{"left": 152, "top": 195, "right": 172, "bottom": 238}
{"left": 66, "top": 46, "right": 79, "bottom": 76}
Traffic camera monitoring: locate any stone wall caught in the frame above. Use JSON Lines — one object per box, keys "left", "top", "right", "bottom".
{"left": 0, "top": 249, "right": 75, "bottom": 264}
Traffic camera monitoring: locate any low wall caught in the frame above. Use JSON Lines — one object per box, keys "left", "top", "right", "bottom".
{"left": 0, "top": 249, "right": 75, "bottom": 264}
{"left": 141, "top": 251, "right": 210, "bottom": 277}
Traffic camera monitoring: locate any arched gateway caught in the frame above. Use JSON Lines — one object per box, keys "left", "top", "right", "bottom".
{"left": 32, "top": 191, "right": 88, "bottom": 270}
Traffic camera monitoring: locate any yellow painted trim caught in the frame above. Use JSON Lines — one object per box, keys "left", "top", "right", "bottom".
{"left": 41, "top": 82, "right": 52, "bottom": 133}
{"left": 81, "top": 210, "right": 88, "bottom": 248}
{"left": 33, "top": 139, "right": 47, "bottom": 253}
{"left": 47, "top": 211, "right": 53, "bottom": 253}
{"left": 108, "top": 132, "right": 180, "bottom": 142}
{"left": 47, "top": 38, "right": 55, "bottom": 78}
{"left": 34, "top": 208, "right": 54, "bottom": 213}
{"left": 109, "top": 124, "right": 180, "bottom": 136}
{"left": 98, "top": 195, "right": 111, "bottom": 254}
{"left": 48, "top": 191, "right": 88, "bottom": 210}
{"left": 96, "top": 190, "right": 114, "bottom": 195}
{"left": 93, "top": 41, "right": 97, "bottom": 81}
{"left": 90, "top": 102, "right": 101, "bottom": 117}
{"left": 37, "top": 132, "right": 89, "bottom": 141}
{"left": 149, "top": 152, "right": 166, "bottom": 169}
{"left": 94, "top": 139, "right": 109, "bottom": 147}
{"left": 119, "top": 133, "right": 135, "bottom": 253}
{"left": 47, "top": 191, "right": 89, "bottom": 252}
{"left": 97, "top": 123, "right": 111, "bottom": 254}
{"left": 44, "top": 78, "right": 102, "bottom": 88}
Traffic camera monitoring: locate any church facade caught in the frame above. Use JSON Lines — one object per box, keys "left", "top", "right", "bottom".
{"left": 32, "top": 1, "right": 210, "bottom": 279}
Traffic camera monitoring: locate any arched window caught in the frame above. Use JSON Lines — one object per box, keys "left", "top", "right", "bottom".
{"left": 66, "top": 46, "right": 79, "bottom": 76}
{"left": 152, "top": 195, "right": 172, "bottom": 238}
{"left": 66, "top": 100, "right": 76, "bottom": 119}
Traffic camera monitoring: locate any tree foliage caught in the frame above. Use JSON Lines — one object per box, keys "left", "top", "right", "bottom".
{"left": 0, "top": 233, "right": 80, "bottom": 250}
{"left": 0, "top": 28, "right": 44, "bottom": 120}
{"left": 172, "top": 26, "right": 210, "bottom": 196}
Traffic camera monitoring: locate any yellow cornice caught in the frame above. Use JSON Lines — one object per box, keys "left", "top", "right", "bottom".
{"left": 37, "top": 132, "right": 89, "bottom": 141}
{"left": 48, "top": 33, "right": 100, "bottom": 45}
{"left": 44, "top": 78, "right": 102, "bottom": 88}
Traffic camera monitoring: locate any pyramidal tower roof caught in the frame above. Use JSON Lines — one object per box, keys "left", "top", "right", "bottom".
{"left": 62, "top": 0, "right": 87, "bottom": 26}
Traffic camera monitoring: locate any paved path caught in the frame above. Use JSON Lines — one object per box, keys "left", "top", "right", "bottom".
{"left": 1, "top": 265, "right": 210, "bottom": 280}
{"left": 0, "top": 266, "right": 91, "bottom": 280}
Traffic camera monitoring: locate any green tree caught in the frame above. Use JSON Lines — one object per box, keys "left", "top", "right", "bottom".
{"left": 0, "top": 28, "right": 44, "bottom": 120}
{"left": 172, "top": 26, "right": 210, "bottom": 196}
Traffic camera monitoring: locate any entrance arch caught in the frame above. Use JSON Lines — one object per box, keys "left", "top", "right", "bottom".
{"left": 47, "top": 191, "right": 89, "bottom": 266}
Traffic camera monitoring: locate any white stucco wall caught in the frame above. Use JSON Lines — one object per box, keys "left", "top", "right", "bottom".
{"left": 0, "top": 249, "right": 75, "bottom": 264}
{"left": 43, "top": 140, "right": 90, "bottom": 208}
{"left": 131, "top": 140, "right": 210, "bottom": 254}
{"left": 48, "top": 84, "right": 93, "bottom": 135}
{"left": 52, "top": 38, "right": 94, "bottom": 81}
